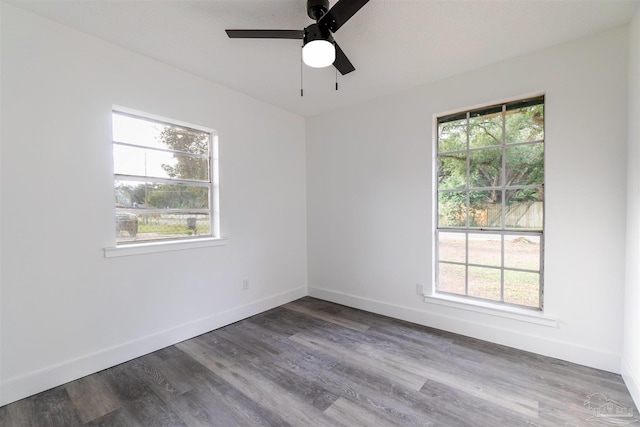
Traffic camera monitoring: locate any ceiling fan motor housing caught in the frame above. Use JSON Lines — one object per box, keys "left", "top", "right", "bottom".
{"left": 307, "top": 0, "right": 330, "bottom": 21}
{"left": 304, "top": 23, "right": 334, "bottom": 46}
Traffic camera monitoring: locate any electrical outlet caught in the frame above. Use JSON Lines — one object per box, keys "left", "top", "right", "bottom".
{"left": 416, "top": 283, "right": 423, "bottom": 295}
{"left": 243, "top": 279, "right": 249, "bottom": 291}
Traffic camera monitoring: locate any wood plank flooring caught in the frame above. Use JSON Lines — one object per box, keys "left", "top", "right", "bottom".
{"left": 1, "top": 297, "right": 637, "bottom": 426}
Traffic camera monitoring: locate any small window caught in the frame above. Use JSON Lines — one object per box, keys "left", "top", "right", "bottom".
{"left": 435, "top": 96, "right": 544, "bottom": 310}
{"left": 112, "top": 109, "right": 218, "bottom": 244}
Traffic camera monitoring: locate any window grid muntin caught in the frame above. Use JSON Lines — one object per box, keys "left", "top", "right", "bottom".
{"left": 114, "top": 174, "right": 212, "bottom": 187}
{"left": 113, "top": 140, "right": 210, "bottom": 161}
{"left": 113, "top": 110, "right": 215, "bottom": 244}
{"left": 435, "top": 97, "right": 544, "bottom": 310}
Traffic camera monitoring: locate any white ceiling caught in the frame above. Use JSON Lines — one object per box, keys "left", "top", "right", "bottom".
{"left": 8, "top": 0, "right": 639, "bottom": 117}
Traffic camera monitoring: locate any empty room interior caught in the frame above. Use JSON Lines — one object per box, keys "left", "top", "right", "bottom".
{"left": 2, "top": 0, "right": 640, "bottom": 425}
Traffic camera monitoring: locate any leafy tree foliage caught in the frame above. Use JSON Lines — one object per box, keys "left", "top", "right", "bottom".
{"left": 438, "top": 104, "right": 544, "bottom": 227}
{"left": 159, "top": 126, "right": 209, "bottom": 181}
{"left": 115, "top": 182, "right": 147, "bottom": 207}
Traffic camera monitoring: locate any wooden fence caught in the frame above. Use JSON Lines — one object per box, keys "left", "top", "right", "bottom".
{"left": 471, "top": 201, "right": 543, "bottom": 228}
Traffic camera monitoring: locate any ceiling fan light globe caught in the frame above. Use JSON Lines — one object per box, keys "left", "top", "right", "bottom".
{"left": 303, "top": 40, "right": 335, "bottom": 68}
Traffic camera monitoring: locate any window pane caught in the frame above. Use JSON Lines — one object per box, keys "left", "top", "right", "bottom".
{"left": 469, "top": 148, "right": 501, "bottom": 188}
{"left": 504, "top": 271, "right": 540, "bottom": 308}
{"left": 115, "top": 180, "right": 211, "bottom": 243}
{"left": 469, "top": 109, "right": 502, "bottom": 149}
{"left": 438, "top": 153, "right": 467, "bottom": 190}
{"left": 115, "top": 180, "right": 209, "bottom": 210}
{"left": 505, "top": 143, "right": 543, "bottom": 186}
{"left": 438, "top": 118, "right": 467, "bottom": 153}
{"left": 469, "top": 190, "right": 502, "bottom": 228}
{"left": 144, "top": 183, "right": 209, "bottom": 210}
{"left": 468, "top": 233, "right": 501, "bottom": 267}
{"left": 113, "top": 112, "right": 209, "bottom": 155}
{"left": 112, "top": 113, "right": 166, "bottom": 149}
{"left": 157, "top": 126, "right": 209, "bottom": 156}
{"left": 115, "top": 180, "right": 148, "bottom": 208}
{"left": 438, "top": 232, "right": 466, "bottom": 263}
{"left": 438, "top": 263, "right": 466, "bottom": 296}
{"left": 468, "top": 266, "right": 501, "bottom": 301}
{"left": 504, "top": 235, "right": 540, "bottom": 271}
{"left": 505, "top": 189, "right": 543, "bottom": 229}
{"left": 113, "top": 144, "right": 209, "bottom": 181}
{"left": 438, "top": 191, "right": 467, "bottom": 227}
{"left": 116, "top": 210, "right": 210, "bottom": 243}
{"left": 505, "top": 104, "right": 544, "bottom": 143}
{"left": 160, "top": 152, "right": 209, "bottom": 181}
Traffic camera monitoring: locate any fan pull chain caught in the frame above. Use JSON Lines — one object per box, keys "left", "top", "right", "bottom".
{"left": 300, "top": 48, "right": 304, "bottom": 97}
{"left": 335, "top": 68, "right": 339, "bottom": 91}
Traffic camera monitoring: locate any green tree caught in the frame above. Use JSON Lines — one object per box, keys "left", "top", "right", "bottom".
{"left": 159, "top": 126, "right": 209, "bottom": 181}
{"left": 115, "top": 182, "right": 147, "bottom": 207}
{"left": 438, "top": 104, "right": 544, "bottom": 226}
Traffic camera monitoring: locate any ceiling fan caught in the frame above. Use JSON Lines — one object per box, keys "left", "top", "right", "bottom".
{"left": 226, "top": 0, "right": 369, "bottom": 75}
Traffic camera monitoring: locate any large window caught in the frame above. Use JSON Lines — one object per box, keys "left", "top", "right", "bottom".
{"left": 112, "top": 109, "right": 218, "bottom": 244}
{"left": 435, "top": 96, "right": 544, "bottom": 310}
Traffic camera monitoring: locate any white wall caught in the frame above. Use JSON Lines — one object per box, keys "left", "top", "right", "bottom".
{"left": 623, "top": 5, "right": 640, "bottom": 409}
{"left": 0, "top": 4, "right": 307, "bottom": 406}
{"left": 0, "top": 0, "right": 4, "bottom": 407}
{"left": 307, "top": 26, "right": 629, "bottom": 373}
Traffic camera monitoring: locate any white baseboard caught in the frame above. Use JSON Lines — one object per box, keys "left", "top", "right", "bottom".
{"left": 0, "top": 286, "right": 307, "bottom": 407}
{"left": 621, "top": 355, "right": 640, "bottom": 410}
{"left": 308, "top": 286, "right": 621, "bottom": 374}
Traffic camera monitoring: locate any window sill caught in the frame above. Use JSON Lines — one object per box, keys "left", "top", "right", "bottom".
{"left": 423, "top": 293, "right": 557, "bottom": 328}
{"left": 104, "top": 237, "right": 228, "bottom": 258}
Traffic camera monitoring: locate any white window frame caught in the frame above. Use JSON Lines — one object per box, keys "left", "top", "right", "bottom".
{"left": 430, "top": 95, "right": 545, "bottom": 312}
{"left": 105, "top": 106, "right": 225, "bottom": 257}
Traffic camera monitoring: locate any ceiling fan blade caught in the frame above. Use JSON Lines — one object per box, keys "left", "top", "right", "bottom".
{"left": 318, "top": 0, "right": 369, "bottom": 33}
{"left": 333, "top": 42, "right": 355, "bottom": 75}
{"left": 226, "top": 29, "right": 304, "bottom": 39}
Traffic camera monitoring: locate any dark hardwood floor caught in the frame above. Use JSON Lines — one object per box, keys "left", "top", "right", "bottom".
{"left": 1, "top": 297, "right": 637, "bottom": 426}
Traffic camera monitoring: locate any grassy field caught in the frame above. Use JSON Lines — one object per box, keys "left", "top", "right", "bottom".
{"left": 117, "top": 217, "right": 211, "bottom": 243}
{"left": 138, "top": 222, "right": 211, "bottom": 235}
